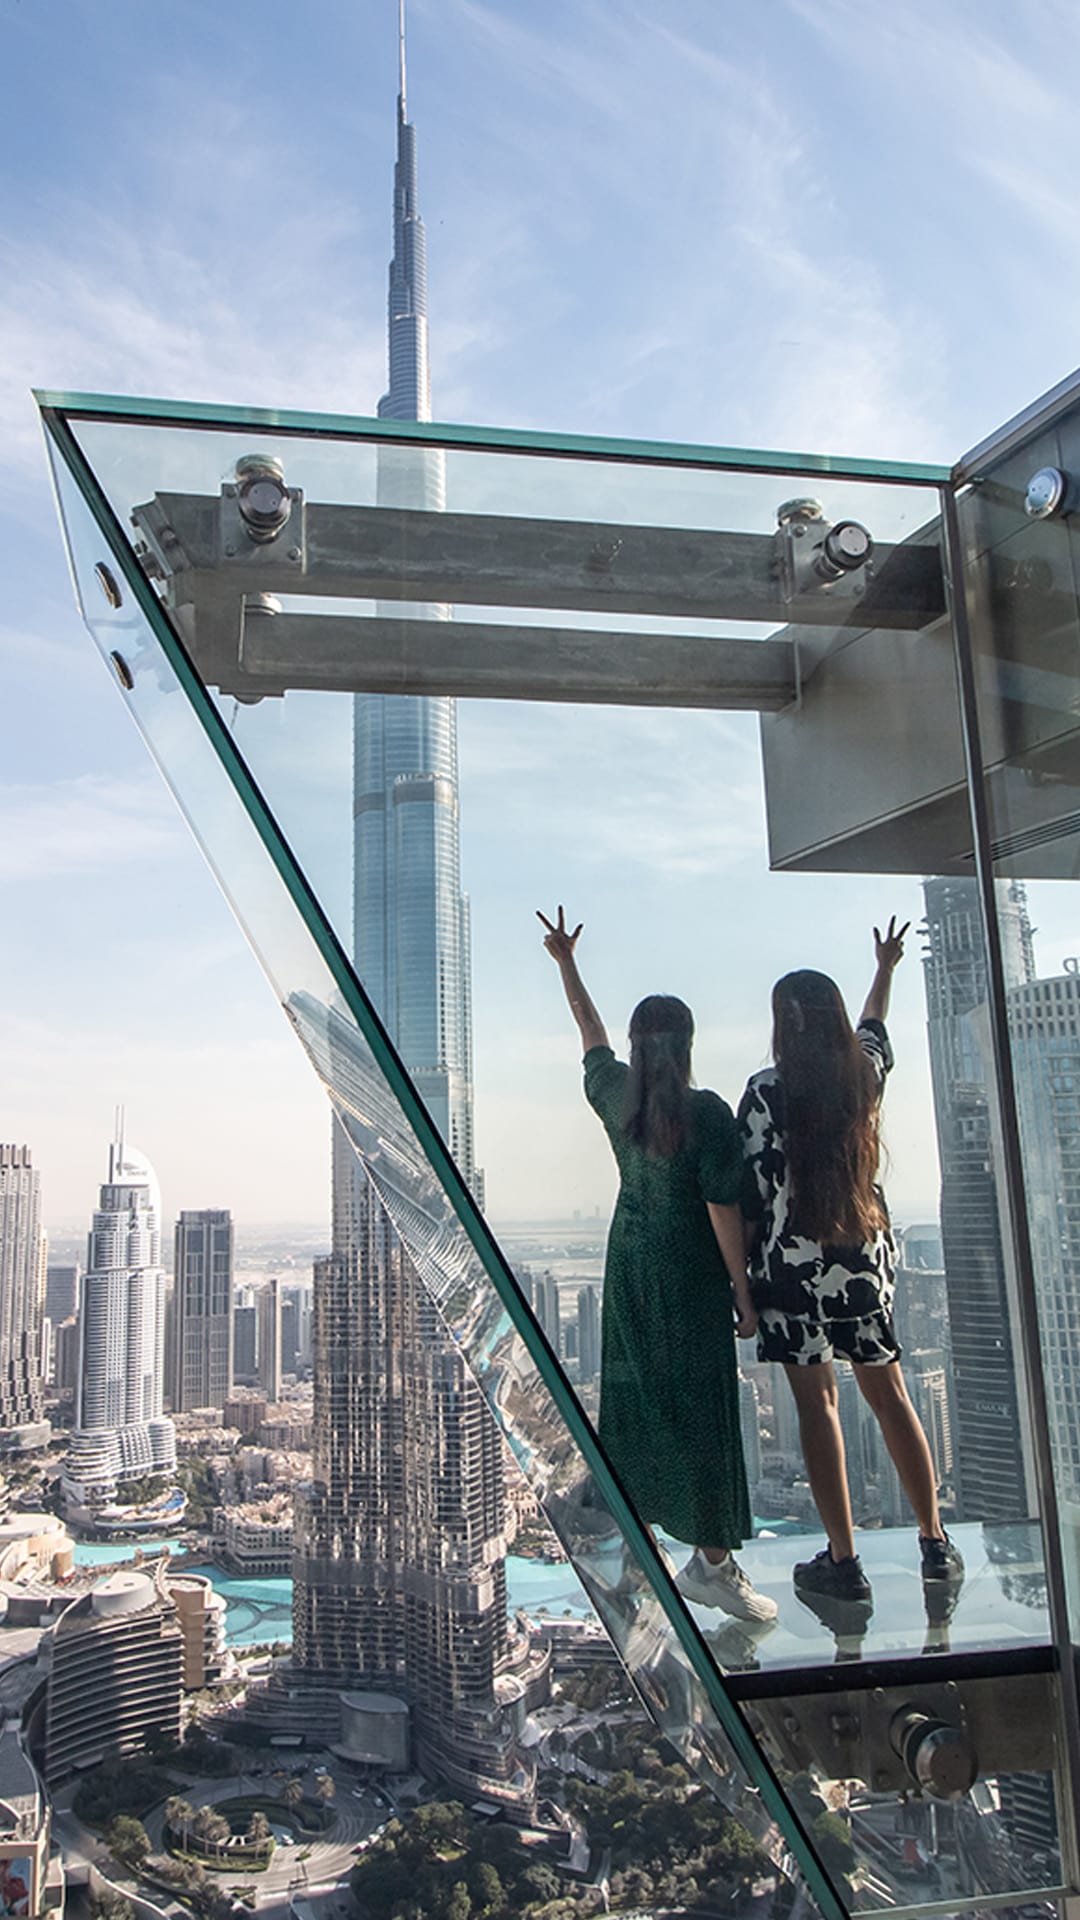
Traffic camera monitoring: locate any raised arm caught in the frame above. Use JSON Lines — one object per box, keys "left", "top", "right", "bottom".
{"left": 860, "top": 914, "right": 910, "bottom": 1025}
{"left": 537, "top": 906, "right": 609, "bottom": 1055}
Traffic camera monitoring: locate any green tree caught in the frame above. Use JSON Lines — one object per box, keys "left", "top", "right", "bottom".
{"left": 813, "top": 1810, "right": 856, "bottom": 1880}
{"left": 316, "top": 1773, "right": 336, "bottom": 1805}
{"left": 90, "top": 1892, "right": 134, "bottom": 1920}
{"left": 518, "top": 1862, "right": 560, "bottom": 1905}
{"left": 446, "top": 1882, "right": 471, "bottom": 1920}
{"left": 245, "top": 1811, "right": 271, "bottom": 1845}
{"left": 282, "top": 1778, "right": 305, "bottom": 1815}
{"left": 468, "top": 1860, "right": 504, "bottom": 1915}
{"left": 105, "top": 1815, "right": 151, "bottom": 1872}
{"left": 165, "top": 1797, "right": 194, "bottom": 1850}
{"left": 192, "top": 1806, "right": 231, "bottom": 1857}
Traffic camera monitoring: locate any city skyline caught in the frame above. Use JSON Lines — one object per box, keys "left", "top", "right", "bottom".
{"left": 5, "top": 3, "right": 1080, "bottom": 1231}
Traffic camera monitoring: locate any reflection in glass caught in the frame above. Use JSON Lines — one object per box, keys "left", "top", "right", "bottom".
{"left": 40, "top": 394, "right": 1077, "bottom": 1916}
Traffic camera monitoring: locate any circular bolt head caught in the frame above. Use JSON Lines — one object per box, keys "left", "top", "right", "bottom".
{"left": 95, "top": 562, "right": 123, "bottom": 609}
{"left": 777, "top": 497, "right": 825, "bottom": 527}
{"left": 824, "top": 520, "right": 873, "bottom": 571}
{"left": 1025, "top": 467, "right": 1067, "bottom": 519}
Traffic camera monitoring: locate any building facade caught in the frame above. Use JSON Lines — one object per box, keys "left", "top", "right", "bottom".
{"left": 45, "top": 1568, "right": 182, "bottom": 1782}
{"left": 0, "top": 1146, "right": 47, "bottom": 1450}
{"left": 1008, "top": 967, "right": 1080, "bottom": 1526}
{"left": 921, "top": 877, "right": 1039, "bottom": 1523}
{"left": 291, "top": 35, "right": 517, "bottom": 1794}
{"left": 170, "top": 1208, "right": 233, "bottom": 1413}
{"left": 256, "top": 1277, "right": 282, "bottom": 1402}
{"left": 62, "top": 1133, "right": 176, "bottom": 1513}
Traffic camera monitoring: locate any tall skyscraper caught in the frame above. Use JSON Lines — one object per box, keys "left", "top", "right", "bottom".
{"left": 257, "top": 1276, "right": 282, "bottom": 1401}
{"left": 233, "top": 1301, "right": 257, "bottom": 1383}
{"left": 62, "top": 1129, "right": 176, "bottom": 1514}
{"left": 45, "top": 1263, "right": 79, "bottom": 1324}
{"left": 1008, "top": 966, "right": 1080, "bottom": 1515}
{"left": 291, "top": 15, "right": 516, "bottom": 1792}
{"left": 0, "top": 1145, "right": 48, "bottom": 1449}
{"left": 921, "top": 877, "right": 1038, "bottom": 1522}
{"left": 171, "top": 1209, "right": 234, "bottom": 1413}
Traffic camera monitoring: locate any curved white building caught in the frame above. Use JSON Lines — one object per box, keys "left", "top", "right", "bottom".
{"left": 62, "top": 1130, "right": 177, "bottom": 1514}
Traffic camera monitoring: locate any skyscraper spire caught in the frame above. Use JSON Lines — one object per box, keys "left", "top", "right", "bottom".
{"left": 379, "top": 0, "right": 430, "bottom": 425}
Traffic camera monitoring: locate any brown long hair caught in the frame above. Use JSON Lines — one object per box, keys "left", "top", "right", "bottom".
{"left": 622, "top": 995, "right": 694, "bottom": 1158}
{"left": 772, "top": 970, "right": 884, "bottom": 1244}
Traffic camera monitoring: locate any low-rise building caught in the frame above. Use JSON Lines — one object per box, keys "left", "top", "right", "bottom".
{"left": 0, "top": 1723, "right": 61, "bottom": 1920}
{"left": 44, "top": 1567, "right": 182, "bottom": 1783}
{"left": 217, "top": 1496, "right": 293, "bottom": 1575}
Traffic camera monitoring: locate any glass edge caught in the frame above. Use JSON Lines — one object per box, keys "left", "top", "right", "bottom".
{"left": 32, "top": 389, "right": 950, "bottom": 486}
{"left": 38, "top": 401, "right": 849, "bottom": 1920}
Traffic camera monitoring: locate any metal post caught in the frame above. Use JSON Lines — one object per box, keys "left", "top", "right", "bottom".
{"left": 940, "top": 479, "right": 1080, "bottom": 1892}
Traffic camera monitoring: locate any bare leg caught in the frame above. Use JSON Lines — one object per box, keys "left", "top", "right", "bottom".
{"left": 855, "top": 1360, "right": 942, "bottom": 1539}
{"left": 783, "top": 1362, "right": 857, "bottom": 1561}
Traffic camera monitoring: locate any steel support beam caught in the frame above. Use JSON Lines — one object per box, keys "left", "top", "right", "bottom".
{"left": 227, "top": 611, "right": 797, "bottom": 707}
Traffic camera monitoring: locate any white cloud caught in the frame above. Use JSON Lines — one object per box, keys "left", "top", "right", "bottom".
{"left": 0, "top": 772, "right": 182, "bottom": 879}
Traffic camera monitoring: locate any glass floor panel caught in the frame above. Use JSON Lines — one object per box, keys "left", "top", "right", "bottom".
{"left": 677, "top": 1522, "right": 1049, "bottom": 1682}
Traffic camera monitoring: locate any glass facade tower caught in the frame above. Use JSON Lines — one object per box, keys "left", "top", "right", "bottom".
{"left": 0, "top": 1144, "right": 47, "bottom": 1448}
{"left": 291, "top": 28, "right": 512, "bottom": 1790}
{"left": 63, "top": 1132, "right": 176, "bottom": 1513}
{"left": 922, "top": 876, "right": 1039, "bottom": 1521}
{"left": 170, "top": 1207, "right": 233, "bottom": 1414}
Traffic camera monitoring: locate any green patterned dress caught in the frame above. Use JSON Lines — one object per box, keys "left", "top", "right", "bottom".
{"left": 584, "top": 1045, "right": 752, "bottom": 1548}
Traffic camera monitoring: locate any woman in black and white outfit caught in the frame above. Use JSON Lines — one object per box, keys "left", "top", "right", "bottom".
{"left": 738, "top": 918, "right": 963, "bottom": 1604}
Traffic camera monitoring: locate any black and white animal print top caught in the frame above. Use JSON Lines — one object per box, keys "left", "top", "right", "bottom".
{"left": 737, "top": 1019, "right": 897, "bottom": 1320}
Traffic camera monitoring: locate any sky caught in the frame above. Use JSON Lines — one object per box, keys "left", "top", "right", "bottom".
{"left": 4, "top": 0, "right": 1080, "bottom": 1238}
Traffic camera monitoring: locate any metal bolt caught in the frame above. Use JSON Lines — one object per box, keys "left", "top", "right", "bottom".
{"left": 224, "top": 544, "right": 236, "bottom": 558}
{"left": 287, "top": 547, "right": 302, "bottom": 562}
{"left": 109, "top": 651, "right": 134, "bottom": 691}
{"left": 94, "top": 563, "right": 123, "bottom": 610}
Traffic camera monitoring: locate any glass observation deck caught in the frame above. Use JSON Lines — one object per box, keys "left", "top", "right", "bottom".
{"left": 37, "top": 380, "right": 1080, "bottom": 1920}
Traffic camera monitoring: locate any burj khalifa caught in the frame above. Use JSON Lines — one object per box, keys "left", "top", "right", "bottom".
{"left": 291, "top": 9, "right": 518, "bottom": 1793}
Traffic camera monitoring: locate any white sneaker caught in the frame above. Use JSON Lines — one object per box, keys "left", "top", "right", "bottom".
{"left": 675, "top": 1549, "right": 778, "bottom": 1622}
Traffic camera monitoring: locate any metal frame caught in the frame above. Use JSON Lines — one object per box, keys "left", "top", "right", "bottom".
{"left": 34, "top": 387, "right": 951, "bottom": 484}
{"left": 955, "top": 364, "right": 1080, "bottom": 484}
{"left": 941, "top": 479, "right": 1080, "bottom": 1898}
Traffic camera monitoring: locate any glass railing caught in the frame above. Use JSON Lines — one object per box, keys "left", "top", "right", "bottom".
{"left": 38, "top": 390, "right": 1074, "bottom": 1917}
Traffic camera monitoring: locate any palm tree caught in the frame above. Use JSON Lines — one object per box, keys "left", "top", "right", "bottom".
{"left": 282, "top": 1779, "right": 304, "bottom": 1815}
{"left": 315, "top": 1773, "right": 336, "bottom": 1805}
{"left": 164, "top": 1797, "right": 194, "bottom": 1852}
{"left": 245, "top": 1812, "right": 271, "bottom": 1846}
{"left": 191, "top": 1806, "right": 230, "bottom": 1860}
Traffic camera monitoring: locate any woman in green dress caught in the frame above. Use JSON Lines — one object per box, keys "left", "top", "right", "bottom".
{"left": 539, "top": 906, "right": 776, "bottom": 1623}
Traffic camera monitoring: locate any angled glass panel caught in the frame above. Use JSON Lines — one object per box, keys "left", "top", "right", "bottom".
{"left": 41, "top": 409, "right": 843, "bottom": 1920}
{"left": 40, "top": 395, "right": 1069, "bottom": 1915}
{"left": 951, "top": 382, "right": 1080, "bottom": 1908}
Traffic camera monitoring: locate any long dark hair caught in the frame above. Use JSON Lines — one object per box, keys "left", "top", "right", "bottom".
{"left": 772, "top": 970, "right": 884, "bottom": 1244}
{"left": 622, "top": 995, "right": 694, "bottom": 1158}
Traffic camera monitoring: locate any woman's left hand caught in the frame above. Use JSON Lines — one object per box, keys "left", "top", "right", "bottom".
{"left": 734, "top": 1298, "right": 758, "bottom": 1340}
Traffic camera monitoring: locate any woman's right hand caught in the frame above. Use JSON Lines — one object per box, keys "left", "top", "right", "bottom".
{"left": 537, "top": 905, "right": 583, "bottom": 967}
{"left": 873, "top": 914, "right": 910, "bottom": 973}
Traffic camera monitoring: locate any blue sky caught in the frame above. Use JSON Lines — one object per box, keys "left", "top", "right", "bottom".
{"left": 4, "top": 0, "right": 1080, "bottom": 1233}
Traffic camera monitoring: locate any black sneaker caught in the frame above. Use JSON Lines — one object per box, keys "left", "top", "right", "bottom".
{"left": 920, "top": 1532, "right": 964, "bottom": 1583}
{"left": 793, "top": 1546, "right": 872, "bottom": 1601}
